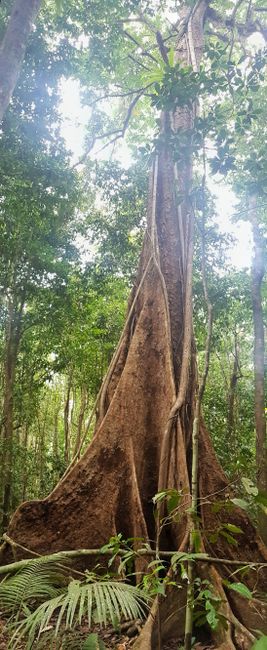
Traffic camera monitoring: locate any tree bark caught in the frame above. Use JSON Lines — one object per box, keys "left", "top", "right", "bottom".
{"left": 0, "top": 0, "right": 42, "bottom": 122}
{"left": 249, "top": 194, "right": 267, "bottom": 544}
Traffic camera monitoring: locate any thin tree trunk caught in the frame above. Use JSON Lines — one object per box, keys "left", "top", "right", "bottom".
{"left": 64, "top": 374, "right": 72, "bottom": 465}
{"left": 53, "top": 406, "right": 60, "bottom": 459}
{"left": 227, "top": 331, "right": 240, "bottom": 468}
{"left": 38, "top": 404, "right": 48, "bottom": 495}
{"left": 249, "top": 194, "right": 267, "bottom": 543}
{"left": 73, "top": 385, "right": 87, "bottom": 457}
{"left": 0, "top": 0, "right": 42, "bottom": 122}
{"left": 1, "top": 297, "right": 23, "bottom": 531}
{"left": 21, "top": 425, "right": 29, "bottom": 502}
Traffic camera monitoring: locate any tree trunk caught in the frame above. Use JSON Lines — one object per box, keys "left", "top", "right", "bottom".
{"left": 1, "top": 297, "right": 22, "bottom": 532}
{"left": 53, "top": 405, "right": 60, "bottom": 459}
{"left": 0, "top": 0, "right": 42, "bottom": 122}
{"left": 249, "top": 194, "right": 267, "bottom": 544}
{"left": 2, "top": 3, "right": 267, "bottom": 647}
{"left": 73, "top": 384, "right": 87, "bottom": 458}
{"left": 64, "top": 374, "right": 72, "bottom": 465}
{"left": 21, "top": 424, "right": 29, "bottom": 502}
{"left": 227, "top": 331, "right": 240, "bottom": 472}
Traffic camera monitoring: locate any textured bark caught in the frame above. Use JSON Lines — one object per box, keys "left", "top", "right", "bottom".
{"left": 2, "top": 2, "right": 267, "bottom": 647}
{"left": 249, "top": 195, "right": 267, "bottom": 544}
{"left": 0, "top": 0, "right": 42, "bottom": 122}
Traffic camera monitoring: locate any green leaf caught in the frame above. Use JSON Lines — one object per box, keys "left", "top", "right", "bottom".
{"left": 230, "top": 498, "right": 249, "bottom": 510}
{"left": 222, "top": 523, "right": 243, "bottom": 535}
{"left": 82, "top": 633, "right": 107, "bottom": 650}
{"left": 226, "top": 582, "right": 252, "bottom": 599}
{"left": 251, "top": 636, "right": 267, "bottom": 649}
{"left": 168, "top": 47, "right": 175, "bottom": 68}
{"left": 206, "top": 605, "right": 219, "bottom": 630}
{"left": 255, "top": 491, "right": 267, "bottom": 513}
{"left": 241, "top": 477, "right": 258, "bottom": 496}
{"left": 167, "top": 491, "right": 181, "bottom": 514}
{"left": 220, "top": 530, "right": 238, "bottom": 546}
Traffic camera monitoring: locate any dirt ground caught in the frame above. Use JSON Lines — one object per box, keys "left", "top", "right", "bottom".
{"left": 0, "top": 616, "right": 215, "bottom": 649}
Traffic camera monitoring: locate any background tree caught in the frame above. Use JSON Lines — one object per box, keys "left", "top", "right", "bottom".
{"left": 0, "top": 0, "right": 42, "bottom": 121}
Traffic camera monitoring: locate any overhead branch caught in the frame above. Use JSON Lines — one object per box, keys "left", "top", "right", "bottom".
{"left": 123, "top": 30, "right": 159, "bottom": 63}
{"left": 206, "top": 28, "right": 229, "bottom": 42}
{"left": 73, "top": 91, "right": 143, "bottom": 168}
{"left": 88, "top": 83, "right": 153, "bottom": 107}
{"left": 128, "top": 53, "right": 151, "bottom": 71}
{"left": 206, "top": 3, "right": 267, "bottom": 41}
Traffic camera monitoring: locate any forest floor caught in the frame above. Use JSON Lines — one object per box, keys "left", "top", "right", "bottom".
{"left": 0, "top": 616, "right": 216, "bottom": 649}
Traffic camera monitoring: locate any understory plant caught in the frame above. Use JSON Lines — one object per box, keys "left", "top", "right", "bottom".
{"left": 0, "top": 554, "right": 149, "bottom": 649}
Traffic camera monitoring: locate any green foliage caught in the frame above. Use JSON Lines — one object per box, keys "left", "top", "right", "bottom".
{"left": 193, "top": 579, "right": 226, "bottom": 632}
{"left": 82, "top": 634, "right": 106, "bottom": 650}
{"left": 0, "top": 555, "right": 69, "bottom": 615}
{"left": 2, "top": 561, "right": 148, "bottom": 648}
{"left": 223, "top": 581, "right": 252, "bottom": 600}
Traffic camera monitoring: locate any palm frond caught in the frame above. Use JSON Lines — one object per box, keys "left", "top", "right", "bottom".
{"left": 10, "top": 578, "right": 149, "bottom": 649}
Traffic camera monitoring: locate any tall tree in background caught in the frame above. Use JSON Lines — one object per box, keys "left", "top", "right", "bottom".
{"left": 5, "top": 2, "right": 267, "bottom": 648}
{"left": 249, "top": 195, "right": 267, "bottom": 542}
{"left": 0, "top": 0, "right": 42, "bottom": 121}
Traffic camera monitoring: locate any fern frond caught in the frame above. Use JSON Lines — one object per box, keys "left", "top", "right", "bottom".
{"left": 0, "top": 553, "right": 69, "bottom": 614}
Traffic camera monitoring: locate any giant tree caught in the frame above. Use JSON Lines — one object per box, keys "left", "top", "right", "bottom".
{"left": 2, "top": 1, "right": 267, "bottom": 648}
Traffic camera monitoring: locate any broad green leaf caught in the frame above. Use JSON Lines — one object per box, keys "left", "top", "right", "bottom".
{"left": 226, "top": 582, "right": 252, "bottom": 599}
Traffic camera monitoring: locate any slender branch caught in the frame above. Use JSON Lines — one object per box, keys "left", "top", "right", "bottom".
{"left": 1, "top": 534, "right": 267, "bottom": 577}
{"left": 246, "top": 0, "right": 253, "bottom": 23}
{"left": 128, "top": 53, "right": 151, "bottom": 71}
{"left": 73, "top": 91, "right": 143, "bottom": 168}
{"left": 123, "top": 30, "right": 159, "bottom": 63}
{"left": 95, "top": 91, "right": 143, "bottom": 155}
{"left": 89, "top": 84, "right": 152, "bottom": 106}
